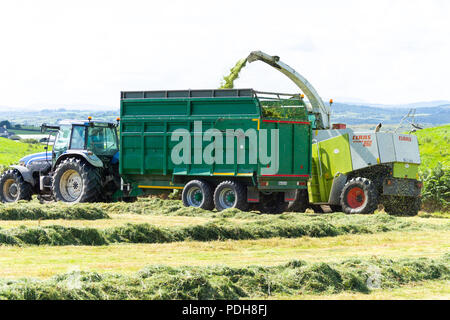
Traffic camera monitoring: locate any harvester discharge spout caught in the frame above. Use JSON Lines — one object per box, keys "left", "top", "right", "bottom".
{"left": 247, "top": 50, "right": 331, "bottom": 129}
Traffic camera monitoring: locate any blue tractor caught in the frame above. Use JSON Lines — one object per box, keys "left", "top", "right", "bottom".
{"left": 0, "top": 119, "right": 121, "bottom": 203}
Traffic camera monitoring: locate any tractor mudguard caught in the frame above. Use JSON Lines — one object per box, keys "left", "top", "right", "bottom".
{"left": 9, "top": 165, "right": 35, "bottom": 186}
{"left": 55, "top": 150, "right": 104, "bottom": 168}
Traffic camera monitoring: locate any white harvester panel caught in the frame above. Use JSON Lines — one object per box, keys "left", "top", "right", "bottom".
{"left": 393, "top": 134, "right": 421, "bottom": 164}
{"left": 348, "top": 132, "right": 380, "bottom": 170}
{"left": 376, "top": 133, "right": 396, "bottom": 163}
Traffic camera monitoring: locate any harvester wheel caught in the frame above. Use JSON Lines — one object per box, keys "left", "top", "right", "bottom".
{"left": 182, "top": 179, "right": 214, "bottom": 210}
{"left": 258, "top": 192, "right": 288, "bottom": 214}
{"left": 287, "top": 189, "right": 308, "bottom": 212}
{"left": 52, "top": 158, "right": 102, "bottom": 203}
{"left": 340, "top": 177, "right": 378, "bottom": 214}
{"left": 0, "top": 169, "right": 32, "bottom": 203}
{"left": 383, "top": 196, "right": 421, "bottom": 216}
{"left": 213, "top": 180, "right": 248, "bottom": 211}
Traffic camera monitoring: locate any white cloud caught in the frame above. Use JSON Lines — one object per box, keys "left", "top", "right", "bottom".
{"left": 0, "top": 0, "right": 449, "bottom": 110}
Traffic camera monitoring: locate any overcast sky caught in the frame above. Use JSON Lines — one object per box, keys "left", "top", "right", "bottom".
{"left": 0, "top": 0, "right": 449, "bottom": 110}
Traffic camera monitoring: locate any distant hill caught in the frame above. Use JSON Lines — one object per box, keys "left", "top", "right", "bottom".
{"left": 338, "top": 100, "right": 450, "bottom": 109}
{"left": 331, "top": 103, "right": 450, "bottom": 126}
{"left": 0, "top": 100, "right": 449, "bottom": 128}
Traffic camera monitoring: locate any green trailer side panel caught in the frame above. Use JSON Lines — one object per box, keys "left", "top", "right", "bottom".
{"left": 119, "top": 97, "right": 263, "bottom": 182}
{"left": 308, "top": 134, "right": 353, "bottom": 203}
{"left": 258, "top": 121, "right": 311, "bottom": 177}
{"left": 119, "top": 92, "right": 312, "bottom": 192}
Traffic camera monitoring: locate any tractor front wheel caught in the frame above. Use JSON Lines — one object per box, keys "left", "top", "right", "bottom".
{"left": 52, "top": 158, "right": 102, "bottom": 203}
{"left": 340, "top": 177, "right": 378, "bottom": 214}
{"left": 0, "top": 169, "right": 32, "bottom": 203}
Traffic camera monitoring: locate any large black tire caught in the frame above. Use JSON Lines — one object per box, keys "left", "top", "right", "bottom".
{"left": 340, "top": 177, "right": 378, "bottom": 214}
{"left": 182, "top": 180, "right": 214, "bottom": 210}
{"left": 286, "top": 189, "right": 308, "bottom": 212}
{"left": 383, "top": 196, "right": 421, "bottom": 216}
{"left": 52, "top": 158, "right": 102, "bottom": 203}
{"left": 258, "top": 192, "right": 288, "bottom": 214}
{"left": 0, "top": 169, "right": 32, "bottom": 203}
{"left": 213, "top": 180, "right": 248, "bottom": 211}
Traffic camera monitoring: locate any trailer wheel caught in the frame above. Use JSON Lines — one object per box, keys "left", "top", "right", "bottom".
{"left": 52, "top": 158, "right": 102, "bottom": 203}
{"left": 213, "top": 180, "right": 248, "bottom": 211}
{"left": 340, "top": 177, "right": 378, "bottom": 214}
{"left": 383, "top": 196, "right": 421, "bottom": 216}
{"left": 258, "top": 192, "right": 288, "bottom": 214}
{"left": 0, "top": 169, "right": 32, "bottom": 203}
{"left": 182, "top": 180, "right": 214, "bottom": 210}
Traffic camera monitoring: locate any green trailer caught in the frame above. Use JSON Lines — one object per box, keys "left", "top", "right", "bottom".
{"left": 118, "top": 89, "right": 312, "bottom": 213}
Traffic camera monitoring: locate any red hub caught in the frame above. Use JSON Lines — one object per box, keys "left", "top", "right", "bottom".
{"left": 346, "top": 187, "right": 366, "bottom": 208}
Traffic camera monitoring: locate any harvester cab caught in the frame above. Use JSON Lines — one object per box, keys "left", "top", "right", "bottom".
{"left": 0, "top": 119, "right": 120, "bottom": 203}
{"left": 248, "top": 50, "right": 423, "bottom": 216}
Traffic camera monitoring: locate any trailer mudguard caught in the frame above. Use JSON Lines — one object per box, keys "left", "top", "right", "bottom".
{"left": 9, "top": 165, "right": 35, "bottom": 186}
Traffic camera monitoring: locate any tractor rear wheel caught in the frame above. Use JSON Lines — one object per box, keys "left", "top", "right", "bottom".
{"left": 52, "top": 158, "right": 102, "bottom": 203}
{"left": 0, "top": 169, "right": 32, "bottom": 203}
{"left": 213, "top": 180, "right": 248, "bottom": 211}
{"left": 383, "top": 196, "right": 421, "bottom": 216}
{"left": 182, "top": 179, "right": 214, "bottom": 210}
{"left": 340, "top": 177, "right": 378, "bottom": 214}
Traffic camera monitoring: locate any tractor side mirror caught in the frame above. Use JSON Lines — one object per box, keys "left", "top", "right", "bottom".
{"left": 41, "top": 124, "right": 47, "bottom": 133}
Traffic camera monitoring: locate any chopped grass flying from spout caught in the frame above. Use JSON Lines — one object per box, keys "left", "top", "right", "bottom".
{"left": 220, "top": 58, "right": 247, "bottom": 89}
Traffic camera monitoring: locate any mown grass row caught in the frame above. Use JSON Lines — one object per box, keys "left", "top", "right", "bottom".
{"left": 0, "top": 255, "right": 447, "bottom": 300}
{"left": 0, "top": 202, "right": 109, "bottom": 220}
{"left": 4, "top": 198, "right": 448, "bottom": 221}
{"left": 0, "top": 213, "right": 446, "bottom": 246}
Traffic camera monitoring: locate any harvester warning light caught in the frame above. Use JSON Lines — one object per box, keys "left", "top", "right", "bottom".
{"left": 88, "top": 116, "right": 92, "bottom": 121}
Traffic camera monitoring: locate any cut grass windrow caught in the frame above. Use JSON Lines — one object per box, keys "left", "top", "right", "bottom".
{"left": 0, "top": 213, "right": 446, "bottom": 246}
{"left": 0, "top": 255, "right": 448, "bottom": 300}
{"left": 3, "top": 198, "right": 447, "bottom": 220}
{"left": 0, "top": 202, "right": 109, "bottom": 220}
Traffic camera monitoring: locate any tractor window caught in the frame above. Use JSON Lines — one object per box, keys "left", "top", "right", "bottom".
{"left": 87, "top": 126, "right": 118, "bottom": 156}
{"left": 70, "top": 125, "right": 86, "bottom": 149}
{"left": 53, "top": 125, "right": 71, "bottom": 159}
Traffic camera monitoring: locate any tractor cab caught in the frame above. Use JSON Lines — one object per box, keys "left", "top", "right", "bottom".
{"left": 42, "top": 119, "right": 119, "bottom": 167}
